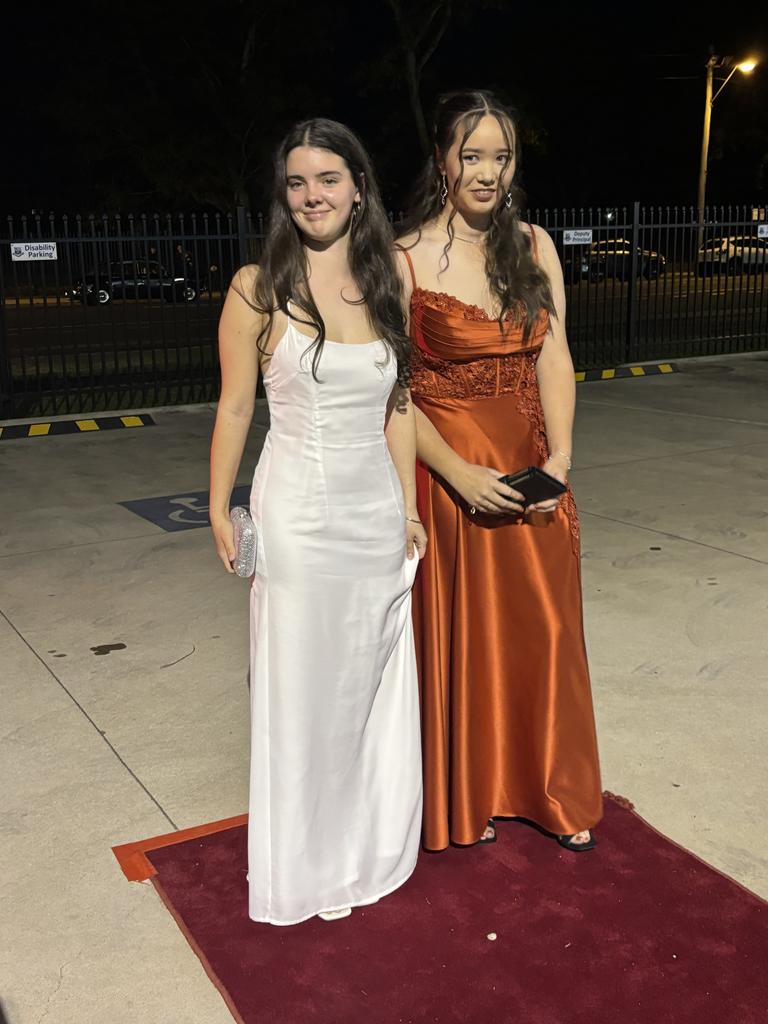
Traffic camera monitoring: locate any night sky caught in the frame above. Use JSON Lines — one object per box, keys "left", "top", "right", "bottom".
{"left": 5, "top": 1, "right": 767, "bottom": 214}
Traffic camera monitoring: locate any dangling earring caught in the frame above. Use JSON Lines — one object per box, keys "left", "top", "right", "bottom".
{"left": 505, "top": 191, "right": 513, "bottom": 210}
{"left": 351, "top": 202, "right": 360, "bottom": 226}
{"left": 440, "top": 174, "right": 448, "bottom": 206}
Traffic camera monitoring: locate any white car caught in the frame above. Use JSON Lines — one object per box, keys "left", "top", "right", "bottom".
{"left": 697, "top": 235, "right": 768, "bottom": 275}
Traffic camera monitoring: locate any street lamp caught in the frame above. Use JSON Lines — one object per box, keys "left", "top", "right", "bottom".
{"left": 697, "top": 55, "right": 757, "bottom": 225}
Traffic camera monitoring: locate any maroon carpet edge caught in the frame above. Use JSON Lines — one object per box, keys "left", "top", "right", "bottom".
{"left": 603, "top": 791, "right": 767, "bottom": 908}
{"left": 151, "top": 875, "right": 248, "bottom": 1024}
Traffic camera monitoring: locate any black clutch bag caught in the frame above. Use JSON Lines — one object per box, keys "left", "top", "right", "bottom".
{"left": 498, "top": 466, "right": 567, "bottom": 506}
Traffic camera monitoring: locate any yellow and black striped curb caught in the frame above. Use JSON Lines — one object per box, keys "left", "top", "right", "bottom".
{"left": 0, "top": 363, "right": 677, "bottom": 438}
{"left": 576, "top": 363, "right": 678, "bottom": 383}
{"left": 0, "top": 413, "right": 156, "bottom": 440}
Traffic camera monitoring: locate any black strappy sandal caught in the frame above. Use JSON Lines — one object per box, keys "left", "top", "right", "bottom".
{"left": 478, "top": 819, "right": 497, "bottom": 844}
{"left": 556, "top": 830, "right": 596, "bottom": 853}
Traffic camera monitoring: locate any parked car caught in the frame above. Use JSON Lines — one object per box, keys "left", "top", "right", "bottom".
{"left": 69, "top": 260, "right": 198, "bottom": 305}
{"left": 697, "top": 235, "right": 768, "bottom": 276}
{"left": 562, "top": 245, "right": 604, "bottom": 283}
{"left": 562, "top": 238, "right": 666, "bottom": 282}
{"left": 588, "top": 239, "right": 666, "bottom": 280}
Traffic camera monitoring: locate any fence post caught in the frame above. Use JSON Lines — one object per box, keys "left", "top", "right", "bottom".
{"left": 236, "top": 206, "right": 249, "bottom": 268}
{"left": 0, "top": 255, "right": 13, "bottom": 418}
{"left": 625, "top": 200, "right": 640, "bottom": 363}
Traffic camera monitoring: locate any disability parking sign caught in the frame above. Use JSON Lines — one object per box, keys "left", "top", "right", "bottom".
{"left": 10, "top": 241, "right": 58, "bottom": 261}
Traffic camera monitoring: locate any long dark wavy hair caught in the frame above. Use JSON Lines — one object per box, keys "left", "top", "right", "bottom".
{"left": 399, "top": 90, "right": 555, "bottom": 338}
{"left": 247, "top": 118, "right": 410, "bottom": 385}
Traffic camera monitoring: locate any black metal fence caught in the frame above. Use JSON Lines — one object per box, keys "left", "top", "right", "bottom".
{"left": 1, "top": 203, "right": 767, "bottom": 418}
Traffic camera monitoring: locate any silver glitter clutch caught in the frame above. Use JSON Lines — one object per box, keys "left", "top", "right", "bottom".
{"left": 229, "top": 505, "right": 257, "bottom": 578}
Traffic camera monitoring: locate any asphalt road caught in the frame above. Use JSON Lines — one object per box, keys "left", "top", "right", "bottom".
{"left": 3, "top": 268, "right": 767, "bottom": 374}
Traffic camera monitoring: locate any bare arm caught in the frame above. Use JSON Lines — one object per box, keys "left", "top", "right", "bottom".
{"left": 413, "top": 405, "right": 464, "bottom": 481}
{"left": 532, "top": 226, "right": 575, "bottom": 507}
{"left": 209, "top": 266, "right": 262, "bottom": 571}
{"left": 385, "top": 387, "right": 427, "bottom": 559}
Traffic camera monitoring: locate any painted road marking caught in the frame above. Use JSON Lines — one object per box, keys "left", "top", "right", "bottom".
{"left": 0, "top": 413, "right": 156, "bottom": 440}
{"left": 120, "top": 486, "right": 251, "bottom": 533}
{"left": 577, "top": 363, "right": 679, "bottom": 383}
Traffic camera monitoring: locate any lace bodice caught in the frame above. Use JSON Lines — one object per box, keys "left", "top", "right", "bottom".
{"left": 409, "top": 287, "right": 579, "bottom": 551}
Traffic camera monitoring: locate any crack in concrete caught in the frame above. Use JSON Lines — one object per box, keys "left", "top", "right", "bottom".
{"left": 578, "top": 396, "right": 768, "bottom": 429}
{"left": 36, "top": 952, "right": 81, "bottom": 1024}
{"left": 161, "top": 644, "right": 196, "bottom": 669}
{"left": 0, "top": 531, "right": 161, "bottom": 561}
{"left": 581, "top": 510, "right": 768, "bottom": 566}
{"left": 0, "top": 608, "right": 178, "bottom": 831}
{"left": 573, "top": 438, "right": 768, "bottom": 475}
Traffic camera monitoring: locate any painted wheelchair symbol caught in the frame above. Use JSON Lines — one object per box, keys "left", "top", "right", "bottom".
{"left": 167, "top": 496, "right": 210, "bottom": 524}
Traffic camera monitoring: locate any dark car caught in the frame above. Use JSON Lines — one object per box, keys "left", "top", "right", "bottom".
{"left": 562, "top": 245, "right": 604, "bottom": 283}
{"left": 69, "top": 259, "right": 198, "bottom": 305}
{"left": 587, "top": 239, "right": 666, "bottom": 280}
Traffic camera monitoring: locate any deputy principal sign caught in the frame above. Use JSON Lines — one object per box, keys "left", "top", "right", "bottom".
{"left": 563, "top": 229, "right": 593, "bottom": 246}
{"left": 10, "top": 242, "right": 58, "bottom": 261}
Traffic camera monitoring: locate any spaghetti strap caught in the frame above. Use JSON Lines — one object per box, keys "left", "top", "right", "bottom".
{"left": 527, "top": 224, "right": 539, "bottom": 264}
{"left": 396, "top": 245, "right": 418, "bottom": 291}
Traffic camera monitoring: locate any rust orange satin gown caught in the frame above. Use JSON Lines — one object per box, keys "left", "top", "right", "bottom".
{"left": 407, "top": 269, "right": 603, "bottom": 851}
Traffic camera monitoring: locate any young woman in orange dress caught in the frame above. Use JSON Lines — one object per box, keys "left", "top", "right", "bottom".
{"left": 396, "top": 90, "right": 602, "bottom": 853}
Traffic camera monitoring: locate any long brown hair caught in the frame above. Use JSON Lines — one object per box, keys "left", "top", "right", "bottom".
{"left": 399, "top": 90, "right": 554, "bottom": 337}
{"left": 246, "top": 118, "right": 410, "bottom": 385}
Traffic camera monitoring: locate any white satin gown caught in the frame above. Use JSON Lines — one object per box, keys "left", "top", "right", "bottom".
{"left": 247, "top": 320, "right": 423, "bottom": 925}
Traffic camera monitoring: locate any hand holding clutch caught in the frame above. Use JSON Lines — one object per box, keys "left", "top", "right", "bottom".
{"left": 229, "top": 506, "right": 257, "bottom": 577}
{"left": 497, "top": 466, "right": 566, "bottom": 509}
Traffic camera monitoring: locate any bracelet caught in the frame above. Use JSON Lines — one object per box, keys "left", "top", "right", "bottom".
{"left": 405, "top": 516, "right": 422, "bottom": 524}
{"left": 554, "top": 449, "right": 572, "bottom": 470}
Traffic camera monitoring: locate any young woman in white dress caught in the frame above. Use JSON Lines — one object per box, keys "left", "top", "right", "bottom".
{"left": 209, "top": 119, "right": 426, "bottom": 926}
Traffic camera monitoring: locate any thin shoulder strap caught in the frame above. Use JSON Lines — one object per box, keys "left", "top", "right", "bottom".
{"left": 527, "top": 224, "right": 539, "bottom": 264}
{"left": 395, "top": 245, "right": 417, "bottom": 290}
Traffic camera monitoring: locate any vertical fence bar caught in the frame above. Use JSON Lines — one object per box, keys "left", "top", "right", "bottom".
{"left": 236, "top": 206, "right": 249, "bottom": 269}
{"left": 34, "top": 212, "right": 55, "bottom": 409}
{"left": 673, "top": 205, "right": 681, "bottom": 355}
{"left": 638, "top": 204, "right": 649, "bottom": 360}
{"left": 717, "top": 203, "right": 727, "bottom": 353}
{"left": 125, "top": 213, "right": 142, "bottom": 407}
{"left": 51, "top": 212, "right": 69, "bottom": 414}
{"left": 0, "top": 228, "right": 12, "bottom": 416}
{"left": 700, "top": 203, "right": 710, "bottom": 355}
{"left": 735, "top": 204, "right": 747, "bottom": 347}
{"left": 625, "top": 201, "right": 640, "bottom": 362}
{"left": 725, "top": 204, "right": 737, "bottom": 355}
{"left": 749, "top": 207, "right": 765, "bottom": 349}
{"left": 756, "top": 211, "right": 768, "bottom": 349}
{"left": 23, "top": 215, "right": 44, "bottom": 411}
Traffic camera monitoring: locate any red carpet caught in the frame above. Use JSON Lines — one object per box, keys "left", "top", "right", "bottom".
{"left": 113, "top": 795, "right": 768, "bottom": 1023}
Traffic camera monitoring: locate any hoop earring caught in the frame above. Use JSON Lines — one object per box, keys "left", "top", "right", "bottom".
{"left": 440, "top": 175, "right": 448, "bottom": 207}
{"left": 505, "top": 191, "right": 513, "bottom": 210}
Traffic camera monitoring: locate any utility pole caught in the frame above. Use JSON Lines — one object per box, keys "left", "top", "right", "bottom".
{"left": 697, "top": 54, "right": 717, "bottom": 228}
{"left": 697, "top": 51, "right": 757, "bottom": 228}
